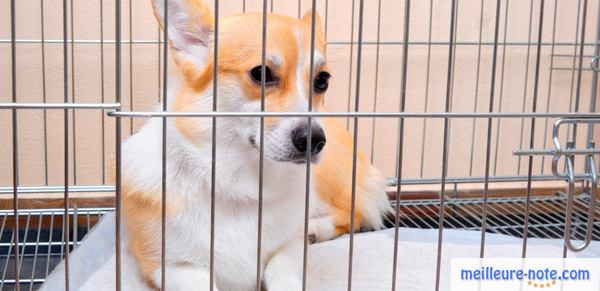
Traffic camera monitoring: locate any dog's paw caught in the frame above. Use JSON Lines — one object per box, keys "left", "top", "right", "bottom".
{"left": 308, "top": 215, "right": 336, "bottom": 243}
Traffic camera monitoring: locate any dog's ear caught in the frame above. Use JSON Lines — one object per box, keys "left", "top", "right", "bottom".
{"left": 302, "top": 10, "right": 324, "bottom": 41}
{"left": 152, "top": 0, "right": 213, "bottom": 67}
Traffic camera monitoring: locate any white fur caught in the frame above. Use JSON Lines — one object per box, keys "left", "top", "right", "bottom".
{"left": 124, "top": 16, "right": 325, "bottom": 291}
{"left": 359, "top": 169, "right": 392, "bottom": 231}
{"left": 123, "top": 108, "right": 311, "bottom": 290}
{"left": 125, "top": 2, "right": 347, "bottom": 290}
{"left": 151, "top": 264, "right": 217, "bottom": 291}
{"left": 154, "top": 0, "right": 212, "bottom": 69}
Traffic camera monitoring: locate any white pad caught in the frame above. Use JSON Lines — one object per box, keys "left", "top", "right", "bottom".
{"left": 40, "top": 212, "right": 600, "bottom": 291}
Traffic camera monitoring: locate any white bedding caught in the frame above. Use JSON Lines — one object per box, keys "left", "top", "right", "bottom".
{"left": 40, "top": 212, "right": 599, "bottom": 291}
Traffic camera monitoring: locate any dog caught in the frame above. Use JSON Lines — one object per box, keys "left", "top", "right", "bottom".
{"left": 120, "top": 0, "right": 392, "bottom": 290}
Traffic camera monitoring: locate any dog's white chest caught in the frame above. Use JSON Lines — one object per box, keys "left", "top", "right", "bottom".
{"left": 165, "top": 176, "right": 306, "bottom": 291}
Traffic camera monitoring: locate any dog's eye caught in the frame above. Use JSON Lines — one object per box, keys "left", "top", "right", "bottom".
{"left": 314, "top": 72, "right": 330, "bottom": 93}
{"left": 249, "top": 66, "right": 277, "bottom": 85}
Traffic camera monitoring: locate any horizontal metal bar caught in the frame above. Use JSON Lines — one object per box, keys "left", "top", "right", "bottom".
{"left": 556, "top": 118, "right": 600, "bottom": 124}
{"left": 396, "top": 193, "right": 590, "bottom": 206}
{"left": 0, "top": 253, "right": 65, "bottom": 259}
{"left": 0, "top": 241, "right": 83, "bottom": 248}
{"left": 0, "top": 174, "right": 574, "bottom": 196}
{"left": 1, "top": 39, "right": 162, "bottom": 44}
{"left": 0, "top": 279, "right": 45, "bottom": 284}
{"left": 0, "top": 208, "right": 113, "bottom": 216}
{"left": 0, "top": 175, "right": 567, "bottom": 198}
{"left": 513, "top": 148, "right": 600, "bottom": 156}
{"left": 552, "top": 67, "right": 594, "bottom": 71}
{"left": 551, "top": 54, "right": 596, "bottom": 58}
{"left": 0, "top": 103, "right": 121, "bottom": 109}
{"left": 0, "top": 185, "right": 115, "bottom": 194}
{"left": 107, "top": 111, "right": 600, "bottom": 119}
{"left": 326, "top": 41, "right": 598, "bottom": 47}
{"left": 1, "top": 39, "right": 596, "bottom": 47}
{"left": 463, "top": 221, "right": 600, "bottom": 232}
{"left": 387, "top": 174, "right": 567, "bottom": 186}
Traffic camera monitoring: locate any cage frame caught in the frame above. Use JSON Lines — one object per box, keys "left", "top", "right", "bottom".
{"left": 2, "top": 0, "right": 600, "bottom": 290}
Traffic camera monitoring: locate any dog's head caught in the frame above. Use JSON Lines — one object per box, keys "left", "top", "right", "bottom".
{"left": 152, "top": 0, "right": 330, "bottom": 164}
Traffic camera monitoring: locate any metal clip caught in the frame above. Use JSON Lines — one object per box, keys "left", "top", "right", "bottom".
{"left": 514, "top": 118, "right": 599, "bottom": 252}
{"left": 563, "top": 151, "right": 597, "bottom": 252}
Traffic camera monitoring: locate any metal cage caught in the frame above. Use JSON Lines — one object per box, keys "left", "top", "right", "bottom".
{"left": 1, "top": 0, "right": 599, "bottom": 290}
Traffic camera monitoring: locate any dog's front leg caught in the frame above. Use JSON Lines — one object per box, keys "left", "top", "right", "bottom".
{"left": 264, "top": 239, "right": 304, "bottom": 291}
{"left": 150, "top": 264, "right": 218, "bottom": 291}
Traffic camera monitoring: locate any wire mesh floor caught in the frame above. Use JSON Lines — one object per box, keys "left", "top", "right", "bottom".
{"left": 0, "top": 195, "right": 598, "bottom": 290}
{"left": 0, "top": 208, "right": 112, "bottom": 291}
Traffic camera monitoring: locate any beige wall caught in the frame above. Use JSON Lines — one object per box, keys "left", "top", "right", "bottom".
{"left": 1, "top": 0, "right": 599, "bottom": 187}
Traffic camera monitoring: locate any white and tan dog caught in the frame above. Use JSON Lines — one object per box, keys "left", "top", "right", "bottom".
{"left": 121, "top": 0, "right": 391, "bottom": 290}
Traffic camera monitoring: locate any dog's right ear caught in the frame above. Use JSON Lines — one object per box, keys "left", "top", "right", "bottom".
{"left": 152, "top": 0, "right": 213, "bottom": 67}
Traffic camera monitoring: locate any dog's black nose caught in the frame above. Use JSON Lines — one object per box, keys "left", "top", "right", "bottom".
{"left": 291, "top": 125, "right": 326, "bottom": 155}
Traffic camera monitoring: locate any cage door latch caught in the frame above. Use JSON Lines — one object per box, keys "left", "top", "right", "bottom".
{"left": 513, "top": 118, "right": 599, "bottom": 252}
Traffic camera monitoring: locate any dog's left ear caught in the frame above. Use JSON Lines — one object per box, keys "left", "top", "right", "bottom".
{"left": 152, "top": 0, "right": 213, "bottom": 67}
{"left": 302, "top": 10, "right": 325, "bottom": 41}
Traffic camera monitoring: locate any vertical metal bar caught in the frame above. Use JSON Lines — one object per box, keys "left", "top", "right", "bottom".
{"left": 468, "top": 0, "right": 485, "bottom": 176}
{"left": 160, "top": 0, "right": 169, "bottom": 288}
{"left": 347, "top": 1, "right": 364, "bottom": 290}
{"left": 419, "top": 0, "right": 434, "bottom": 178}
{"left": 209, "top": 1, "right": 219, "bottom": 290}
{"left": 322, "top": 0, "right": 329, "bottom": 107}
{"left": 447, "top": 0, "right": 459, "bottom": 112}
{"left": 480, "top": 0, "right": 502, "bottom": 258}
{"left": 62, "top": 0, "right": 71, "bottom": 288}
{"left": 324, "top": 0, "right": 329, "bottom": 43}
{"left": 70, "top": 0, "right": 77, "bottom": 185}
{"left": 540, "top": 0, "right": 559, "bottom": 174}
{"left": 565, "top": 0, "right": 583, "bottom": 145}
{"left": 297, "top": 0, "right": 301, "bottom": 19}
{"left": 439, "top": 0, "right": 460, "bottom": 183}
{"left": 571, "top": 0, "right": 589, "bottom": 143}
{"left": 302, "top": 3, "right": 318, "bottom": 290}
{"left": 370, "top": 0, "right": 382, "bottom": 164}
{"left": 18, "top": 214, "right": 31, "bottom": 274}
{"left": 493, "top": 0, "right": 511, "bottom": 175}
{"left": 345, "top": 0, "right": 356, "bottom": 130}
{"left": 157, "top": 27, "right": 161, "bottom": 103}
{"left": 1, "top": 224, "right": 15, "bottom": 290}
{"left": 41, "top": 0, "right": 49, "bottom": 186}
{"left": 9, "top": 0, "right": 20, "bottom": 287}
{"left": 586, "top": 0, "right": 600, "bottom": 141}
{"left": 29, "top": 213, "right": 43, "bottom": 291}
{"left": 564, "top": 0, "right": 589, "bottom": 256}
{"left": 391, "top": 1, "right": 410, "bottom": 290}
{"left": 100, "top": 0, "right": 106, "bottom": 184}
{"left": 516, "top": 0, "right": 536, "bottom": 175}
{"left": 73, "top": 207, "right": 78, "bottom": 249}
{"left": 129, "top": 0, "right": 134, "bottom": 134}
{"left": 44, "top": 212, "right": 55, "bottom": 278}
{"left": 256, "top": 0, "right": 267, "bottom": 289}
{"left": 114, "top": 0, "right": 123, "bottom": 288}
{"left": 59, "top": 211, "right": 65, "bottom": 283}
{"left": 86, "top": 211, "right": 91, "bottom": 232}
{"left": 522, "top": 0, "right": 545, "bottom": 258}
{"left": 564, "top": 0, "right": 583, "bottom": 162}
{"left": 434, "top": 0, "right": 457, "bottom": 290}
